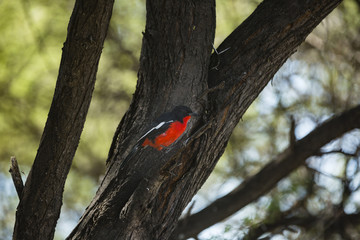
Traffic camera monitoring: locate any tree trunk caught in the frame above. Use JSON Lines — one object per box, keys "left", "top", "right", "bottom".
{"left": 67, "top": 0, "right": 342, "bottom": 239}
{"left": 13, "top": 0, "right": 114, "bottom": 239}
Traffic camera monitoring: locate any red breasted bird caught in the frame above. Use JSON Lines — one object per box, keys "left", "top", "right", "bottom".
{"left": 126, "top": 106, "right": 197, "bottom": 159}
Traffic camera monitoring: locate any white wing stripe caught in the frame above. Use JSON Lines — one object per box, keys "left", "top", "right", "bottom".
{"left": 139, "top": 120, "right": 174, "bottom": 140}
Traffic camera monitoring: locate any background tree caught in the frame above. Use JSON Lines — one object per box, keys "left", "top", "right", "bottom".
{"left": 1, "top": 0, "right": 360, "bottom": 239}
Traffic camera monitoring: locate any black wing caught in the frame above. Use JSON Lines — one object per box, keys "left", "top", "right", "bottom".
{"left": 138, "top": 120, "right": 173, "bottom": 143}
{"left": 135, "top": 111, "right": 173, "bottom": 142}
{"left": 124, "top": 112, "right": 174, "bottom": 161}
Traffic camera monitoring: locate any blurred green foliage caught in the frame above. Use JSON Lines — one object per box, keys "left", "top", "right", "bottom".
{"left": 0, "top": 0, "right": 359, "bottom": 239}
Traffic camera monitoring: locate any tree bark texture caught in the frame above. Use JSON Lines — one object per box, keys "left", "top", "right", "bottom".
{"left": 67, "top": 0, "right": 342, "bottom": 239}
{"left": 13, "top": 0, "right": 114, "bottom": 239}
{"left": 68, "top": 0, "right": 215, "bottom": 239}
{"left": 172, "top": 104, "right": 360, "bottom": 239}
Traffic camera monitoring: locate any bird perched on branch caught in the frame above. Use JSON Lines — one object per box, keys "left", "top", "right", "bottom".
{"left": 126, "top": 105, "right": 197, "bottom": 160}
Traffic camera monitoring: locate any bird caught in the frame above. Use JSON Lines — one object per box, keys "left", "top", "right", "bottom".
{"left": 126, "top": 105, "right": 197, "bottom": 160}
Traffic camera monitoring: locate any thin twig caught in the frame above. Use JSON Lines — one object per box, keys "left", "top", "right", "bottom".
{"left": 305, "top": 165, "right": 347, "bottom": 183}
{"left": 317, "top": 145, "right": 360, "bottom": 157}
{"left": 289, "top": 115, "right": 296, "bottom": 149}
{"left": 184, "top": 201, "right": 196, "bottom": 221}
{"left": 210, "top": 44, "right": 231, "bottom": 70}
{"left": 9, "top": 156, "right": 24, "bottom": 199}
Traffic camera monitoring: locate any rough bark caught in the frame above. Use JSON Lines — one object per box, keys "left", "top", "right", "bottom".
{"left": 12, "top": 0, "right": 114, "bottom": 239}
{"left": 67, "top": 0, "right": 342, "bottom": 239}
{"left": 172, "top": 104, "right": 360, "bottom": 239}
{"left": 68, "top": 0, "right": 215, "bottom": 239}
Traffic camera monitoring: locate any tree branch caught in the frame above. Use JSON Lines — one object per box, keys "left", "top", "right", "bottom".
{"left": 9, "top": 156, "right": 24, "bottom": 199}
{"left": 173, "top": 105, "right": 360, "bottom": 239}
{"left": 244, "top": 210, "right": 360, "bottom": 240}
{"left": 13, "top": 0, "right": 115, "bottom": 239}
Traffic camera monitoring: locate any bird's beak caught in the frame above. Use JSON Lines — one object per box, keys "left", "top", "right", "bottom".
{"left": 190, "top": 112, "right": 199, "bottom": 117}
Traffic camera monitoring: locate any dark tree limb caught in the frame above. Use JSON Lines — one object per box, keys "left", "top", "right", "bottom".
{"left": 245, "top": 211, "right": 360, "bottom": 240}
{"left": 172, "top": 105, "right": 360, "bottom": 239}
{"left": 12, "top": 0, "right": 115, "bottom": 239}
{"left": 9, "top": 156, "right": 24, "bottom": 199}
{"left": 67, "top": 0, "right": 342, "bottom": 239}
